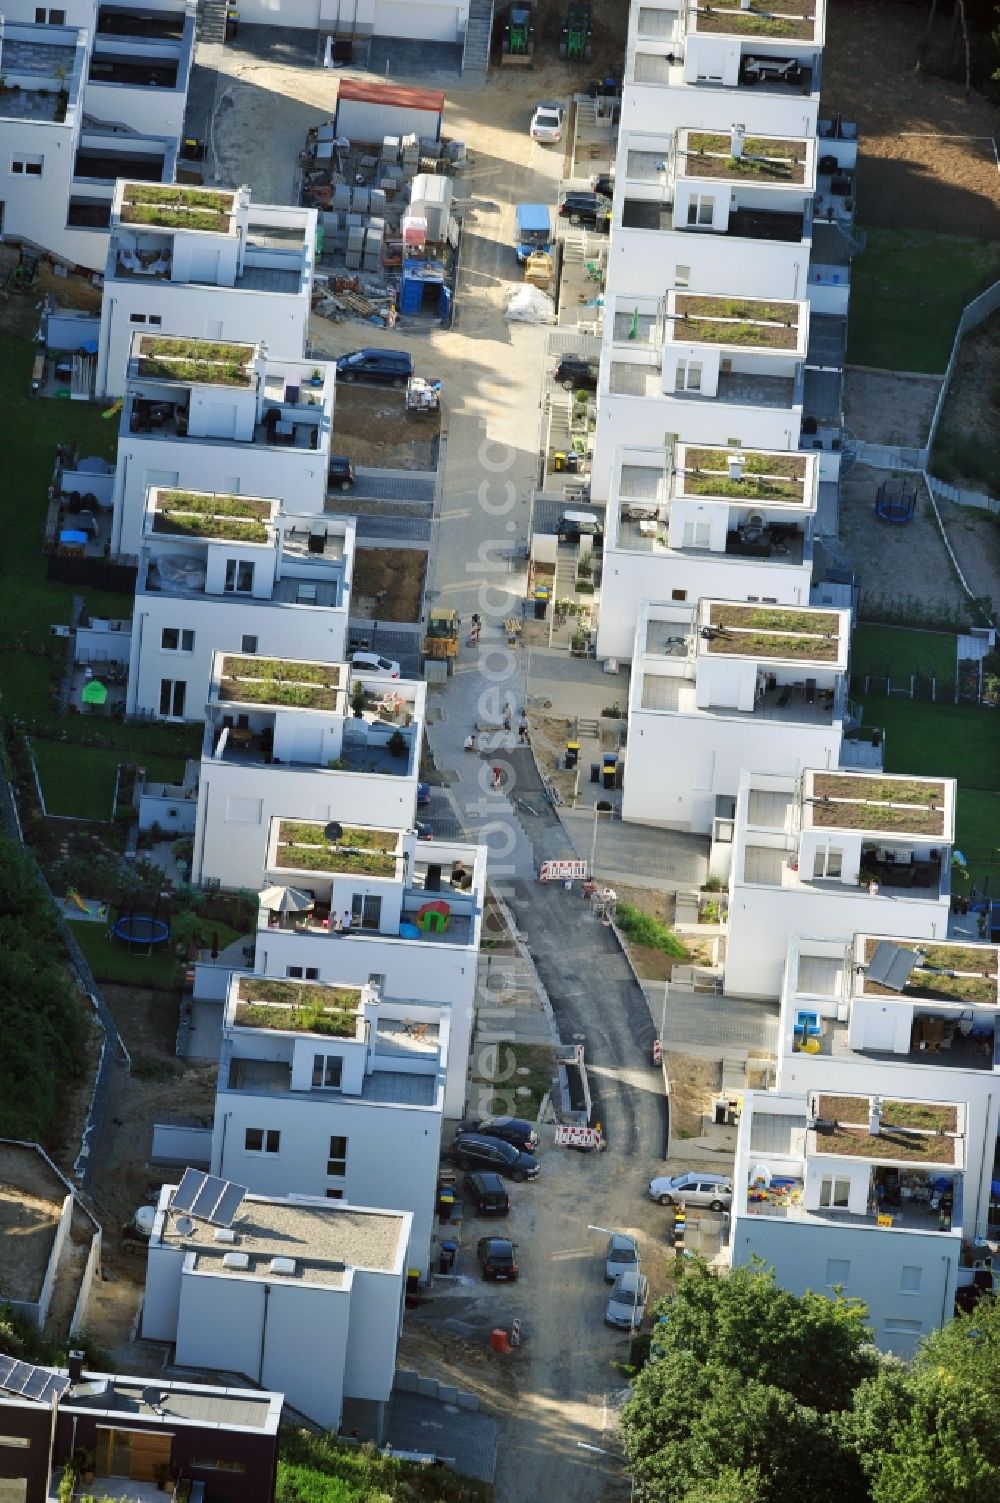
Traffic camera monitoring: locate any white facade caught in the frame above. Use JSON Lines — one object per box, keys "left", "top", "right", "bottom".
{"left": 209, "top": 975, "right": 444, "bottom": 1275}
{"left": 126, "top": 488, "right": 353, "bottom": 720}
{"left": 721, "top": 768, "right": 956, "bottom": 999}
{"left": 111, "top": 334, "right": 335, "bottom": 557}
{"left": 143, "top": 1184, "right": 409, "bottom": 1430}
{"left": 730, "top": 1089, "right": 962, "bottom": 1358}
{"left": 597, "top": 441, "right": 819, "bottom": 660}
{"left": 623, "top": 599, "right": 849, "bottom": 832}
{"left": 191, "top": 658, "right": 425, "bottom": 888}
{"left": 232, "top": 0, "right": 467, "bottom": 42}
{"left": 0, "top": 9, "right": 194, "bottom": 271}
{"left": 97, "top": 183, "right": 315, "bottom": 397}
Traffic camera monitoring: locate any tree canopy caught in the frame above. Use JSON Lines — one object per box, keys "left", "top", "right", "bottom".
{"left": 621, "top": 1260, "right": 1000, "bottom": 1503}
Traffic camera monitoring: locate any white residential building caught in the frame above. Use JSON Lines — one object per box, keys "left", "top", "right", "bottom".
{"left": 774, "top": 931, "right": 1000, "bottom": 1241}
{"left": 720, "top": 768, "right": 956, "bottom": 998}
{"left": 730, "top": 1087, "right": 963, "bottom": 1357}
{"left": 111, "top": 332, "right": 335, "bottom": 558}
{"left": 126, "top": 487, "right": 353, "bottom": 720}
{"left": 191, "top": 653, "right": 425, "bottom": 887}
{"left": 597, "top": 441, "right": 819, "bottom": 660}
{"left": 247, "top": 815, "right": 486, "bottom": 1118}
{"left": 623, "top": 599, "right": 852, "bottom": 832}
{"left": 0, "top": 7, "right": 194, "bottom": 270}
{"left": 143, "top": 1183, "right": 409, "bottom": 1433}
{"left": 622, "top": 1, "right": 825, "bottom": 141}
{"left": 591, "top": 290, "right": 808, "bottom": 502}
{"left": 208, "top": 974, "right": 443, "bottom": 1275}
{"left": 97, "top": 182, "right": 316, "bottom": 397}
{"left": 234, "top": 0, "right": 468, "bottom": 44}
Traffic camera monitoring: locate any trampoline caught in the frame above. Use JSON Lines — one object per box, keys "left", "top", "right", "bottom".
{"left": 874, "top": 478, "right": 917, "bottom": 524}
{"left": 111, "top": 914, "right": 170, "bottom": 946}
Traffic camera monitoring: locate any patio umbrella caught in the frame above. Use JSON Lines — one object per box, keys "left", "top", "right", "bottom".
{"left": 258, "top": 884, "right": 315, "bottom": 914}
{"left": 81, "top": 679, "right": 107, "bottom": 706}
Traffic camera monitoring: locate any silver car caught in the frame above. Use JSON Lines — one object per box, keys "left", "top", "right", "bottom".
{"left": 604, "top": 1233, "right": 638, "bottom": 1284}
{"left": 605, "top": 1269, "right": 648, "bottom": 1330}
{"left": 648, "top": 1172, "right": 732, "bottom": 1211}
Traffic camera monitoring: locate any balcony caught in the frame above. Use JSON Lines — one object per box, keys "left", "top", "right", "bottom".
{"left": 225, "top": 1051, "right": 440, "bottom": 1105}
{"left": 98, "top": 6, "right": 188, "bottom": 39}
{"left": 742, "top": 844, "right": 947, "bottom": 901}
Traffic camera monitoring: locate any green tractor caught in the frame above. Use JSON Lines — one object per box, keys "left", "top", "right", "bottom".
{"left": 501, "top": 3, "right": 535, "bottom": 66}
{"left": 559, "top": 1, "right": 592, "bottom": 62}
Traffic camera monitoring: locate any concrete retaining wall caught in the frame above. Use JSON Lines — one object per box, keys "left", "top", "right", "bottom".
{"left": 394, "top": 1369, "right": 479, "bottom": 1411}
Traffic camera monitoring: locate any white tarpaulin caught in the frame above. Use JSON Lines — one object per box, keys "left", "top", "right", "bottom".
{"left": 506, "top": 284, "right": 556, "bottom": 324}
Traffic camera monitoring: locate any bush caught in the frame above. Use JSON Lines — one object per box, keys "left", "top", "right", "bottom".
{"left": 932, "top": 430, "right": 1000, "bottom": 497}
{"left": 615, "top": 902, "right": 687, "bottom": 957}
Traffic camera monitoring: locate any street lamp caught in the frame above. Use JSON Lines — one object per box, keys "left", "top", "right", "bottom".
{"left": 588, "top": 1223, "right": 643, "bottom": 1333}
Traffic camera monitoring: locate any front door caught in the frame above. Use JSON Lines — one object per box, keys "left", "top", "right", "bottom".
{"left": 97, "top": 1429, "right": 172, "bottom": 1481}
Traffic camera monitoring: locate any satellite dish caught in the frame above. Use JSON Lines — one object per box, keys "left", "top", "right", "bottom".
{"left": 324, "top": 821, "right": 344, "bottom": 843}
{"left": 142, "top": 1387, "right": 165, "bottom": 1415}
{"left": 175, "top": 1215, "right": 195, "bottom": 1235}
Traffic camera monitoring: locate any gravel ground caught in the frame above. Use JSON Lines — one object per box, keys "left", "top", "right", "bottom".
{"left": 844, "top": 370, "right": 942, "bottom": 448}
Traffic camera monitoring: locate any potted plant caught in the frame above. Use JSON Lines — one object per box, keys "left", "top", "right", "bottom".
{"left": 75, "top": 1450, "right": 95, "bottom": 1484}
{"left": 350, "top": 680, "right": 366, "bottom": 718}
{"left": 387, "top": 729, "right": 407, "bottom": 759}
{"left": 58, "top": 1461, "right": 77, "bottom": 1503}
{"left": 154, "top": 1463, "right": 178, "bottom": 1495}
{"left": 311, "top": 367, "right": 323, "bottom": 387}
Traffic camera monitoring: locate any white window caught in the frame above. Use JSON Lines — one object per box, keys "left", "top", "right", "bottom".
{"left": 674, "top": 360, "right": 703, "bottom": 392}
{"left": 351, "top": 894, "right": 382, "bottom": 931}
{"left": 35, "top": 7, "right": 66, "bottom": 20}
{"left": 130, "top": 313, "right": 147, "bottom": 324}
{"left": 682, "top": 520, "right": 711, "bottom": 548}
{"left": 224, "top": 796, "right": 262, "bottom": 825}
{"left": 244, "top": 1128, "right": 280, "bottom": 1154}
{"left": 312, "top": 1054, "right": 344, "bottom": 1090}
{"left": 812, "top": 846, "right": 843, "bottom": 879}
{"left": 686, "top": 194, "right": 714, "bottom": 227}
{"left": 327, "top": 1135, "right": 348, "bottom": 1176}
{"left": 286, "top": 966, "right": 303, "bottom": 979}
{"left": 325, "top": 1188, "right": 343, "bottom": 1200}
{"left": 241, "top": 634, "right": 258, "bottom": 654}
{"left": 149, "top": 314, "right": 162, "bottom": 326}
{"left": 158, "top": 678, "right": 186, "bottom": 717}
{"left": 161, "top": 627, "right": 194, "bottom": 652}
{"left": 225, "top": 560, "right": 254, "bottom": 593}
{"left": 671, "top": 589, "right": 687, "bottom": 601}
{"left": 819, "top": 1176, "right": 851, "bottom": 1209}
{"left": 675, "top": 264, "right": 690, "bottom": 289}
{"left": 825, "top": 1258, "right": 850, "bottom": 1288}
{"left": 12, "top": 156, "right": 43, "bottom": 178}
{"left": 900, "top": 1265, "right": 922, "bottom": 1294}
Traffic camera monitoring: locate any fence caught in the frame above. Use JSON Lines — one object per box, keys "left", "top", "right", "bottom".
{"left": 928, "top": 476, "right": 1000, "bottom": 517}
{"left": 46, "top": 553, "right": 138, "bottom": 592}
{"left": 926, "top": 279, "right": 1000, "bottom": 457}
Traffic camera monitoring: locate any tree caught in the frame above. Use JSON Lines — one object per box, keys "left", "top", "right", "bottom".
{"left": 620, "top": 1261, "right": 875, "bottom": 1503}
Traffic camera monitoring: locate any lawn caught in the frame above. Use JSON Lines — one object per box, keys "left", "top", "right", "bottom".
{"left": 29, "top": 740, "right": 192, "bottom": 822}
{"left": 847, "top": 229, "right": 1000, "bottom": 373}
{"left": 860, "top": 697, "right": 1000, "bottom": 891}
{"left": 67, "top": 919, "right": 181, "bottom": 989}
{"left": 0, "top": 334, "right": 201, "bottom": 765}
{"left": 851, "top": 625, "right": 957, "bottom": 684}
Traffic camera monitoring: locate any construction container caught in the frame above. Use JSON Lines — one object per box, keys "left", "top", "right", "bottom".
{"left": 333, "top": 81, "right": 445, "bottom": 144}
{"left": 409, "top": 173, "right": 454, "bottom": 241}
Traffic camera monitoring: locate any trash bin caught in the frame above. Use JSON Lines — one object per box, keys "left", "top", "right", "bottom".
{"left": 439, "top": 1241, "right": 457, "bottom": 1274}
{"left": 602, "top": 755, "right": 618, "bottom": 790}
{"left": 590, "top": 762, "right": 600, "bottom": 784}
{"left": 565, "top": 740, "right": 580, "bottom": 770}
{"left": 407, "top": 1268, "right": 421, "bottom": 1295}
{"left": 534, "top": 597, "right": 547, "bottom": 621}
{"left": 437, "top": 1189, "right": 455, "bottom": 1223}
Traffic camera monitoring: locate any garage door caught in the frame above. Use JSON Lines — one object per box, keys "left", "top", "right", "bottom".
{"left": 374, "top": 0, "right": 459, "bottom": 41}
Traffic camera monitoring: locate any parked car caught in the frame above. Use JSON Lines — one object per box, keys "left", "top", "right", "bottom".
{"left": 554, "top": 354, "right": 599, "bottom": 392}
{"left": 605, "top": 1269, "right": 648, "bottom": 1329}
{"left": 327, "top": 454, "right": 356, "bottom": 491}
{"left": 530, "top": 101, "right": 565, "bottom": 143}
{"left": 448, "top": 1133, "right": 540, "bottom": 1182}
{"left": 462, "top": 1171, "right": 511, "bottom": 1216}
{"left": 336, "top": 348, "right": 414, "bottom": 386}
{"left": 648, "top": 1172, "right": 732, "bottom": 1211}
{"left": 477, "top": 1236, "right": 519, "bottom": 1281}
{"left": 457, "top": 1116, "right": 539, "bottom": 1153}
{"left": 592, "top": 172, "right": 614, "bottom": 199}
{"left": 557, "top": 509, "right": 603, "bottom": 546}
{"left": 350, "top": 650, "right": 400, "bottom": 678}
{"left": 603, "top": 1232, "right": 638, "bottom": 1284}
{"left": 559, "top": 191, "right": 606, "bottom": 228}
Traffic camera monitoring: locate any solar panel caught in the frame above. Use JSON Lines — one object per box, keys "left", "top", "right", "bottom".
{"left": 213, "top": 1181, "right": 246, "bottom": 1229}
{"left": 170, "top": 1166, "right": 206, "bottom": 1215}
{"left": 22, "top": 1369, "right": 49, "bottom": 1401}
{"left": 867, "top": 941, "right": 922, "bottom": 992}
{"left": 0, "top": 1357, "right": 16, "bottom": 1389}
{"left": 190, "top": 1174, "right": 229, "bottom": 1222}
{"left": 0, "top": 1359, "right": 68, "bottom": 1405}
{"left": 7, "top": 1362, "right": 32, "bottom": 1395}
{"left": 40, "top": 1374, "right": 70, "bottom": 1402}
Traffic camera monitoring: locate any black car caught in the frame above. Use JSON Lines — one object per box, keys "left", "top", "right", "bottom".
{"left": 477, "top": 1236, "right": 518, "bottom": 1281}
{"left": 559, "top": 191, "right": 607, "bottom": 229}
{"left": 447, "top": 1132, "right": 540, "bottom": 1182}
{"left": 463, "top": 1171, "right": 511, "bottom": 1215}
{"left": 554, "top": 355, "right": 599, "bottom": 392}
{"left": 458, "top": 1115, "right": 539, "bottom": 1153}
{"left": 335, "top": 348, "right": 414, "bottom": 386}
{"left": 328, "top": 454, "right": 356, "bottom": 491}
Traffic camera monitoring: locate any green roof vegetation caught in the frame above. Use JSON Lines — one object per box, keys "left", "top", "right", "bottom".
{"left": 137, "top": 335, "right": 254, "bottom": 388}
{"left": 157, "top": 491, "right": 272, "bottom": 520}
{"left": 817, "top": 1096, "right": 958, "bottom": 1134}
{"left": 685, "top": 132, "right": 806, "bottom": 183}
{"left": 861, "top": 938, "right": 998, "bottom": 1002}
{"left": 123, "top": 184, "right": 234, "bottom": 210}
{"left": 121, "top": 185, "right": 234, "bottom": 233}
{"left": 707, "top": 631, "right": 840, "bottom": 662}
{"left": 240, "top": 977, "right": 361, "bottom": 1009}
{"left": 812, "top": 802, "right": 946, "bottom": 836}
{"left": 710, "top": 605, "right": 838, "bottom": 637}
{"left": 153, "top": 512, "right": 269, "bottom": 543}
{"left": 219, "top": 657, "right": 342, "bottom": 709}
{"left": 683, "top": 473, "right": 802, "bottom": 501}
{"left": 276, "top": 821, "right": 400, "bottom": 877}
{"left": 234, "top": 1002, "right": 359, "bottom": 1036}
{"left": 813, "top": 774, "right": 945, "bottom": 807}
{"left": 694, "top": 2, "right": 815, "bottom": 41}
{"left": 685, "top": 449, "right": 806, "bottom": 479}
{"left": 812, "top": 1123, "right": 957, "bottom": 1163}
{"left": 673, "top": 294, "right": 800, "bottom": 349}
{"left": 677, "top": 295, "right": 799, "bottom": 324}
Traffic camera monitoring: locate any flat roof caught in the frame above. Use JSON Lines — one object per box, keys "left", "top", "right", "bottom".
{"left": 858, "top": 937, "right": 998, "bottom": 1005}
{"left": 216, "top": 655, "right": 344, "bottom": 710}
{"left": 337, "top": 79, "right": 445, "bottom": 111}
{"left": 805, "top": 772, "right": 950, "bottom": 837}
{"left": 688, "top": 0, "right": 820, "bottom": 42}
{"left": 681, "top": 130, "right": 808, "bottom": 184}
{"left": 120, "top": 182, "right": 236, "bottom": 234}
{"left": 233, "top": 975, "right": 366, "bottom": 1038}
{"left": 679, "top": 445, "right": 810, "bottom": 504}
{"left": 704, "top": 602, "right": 842, "bottom": 663}
{"left": 159, "top": 1194, "right": 407, "bottom": 1280}
{"left": 134, "top": 333, "right": 256, "bottom": 388}
{"left": 152, "top": 490, "right": 275, "bottom": 543}
{"left": 274, "top": 819, "right": 403, "bottom": 877}
{"left": 672, "top": 293, "right": 801, "bottom": 350}
{"left": 61, "top": 1373, "right": 279, "bottom": 1430}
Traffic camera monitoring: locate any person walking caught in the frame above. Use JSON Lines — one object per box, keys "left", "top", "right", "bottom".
{"left": 503, "top": 705, "right": 512, "bottom": 733}
{"left": 492, "top": 766, "right": 503, "bottom": 792}
{"left": 518, "top": 714, "right": 529, "bottom": 744}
